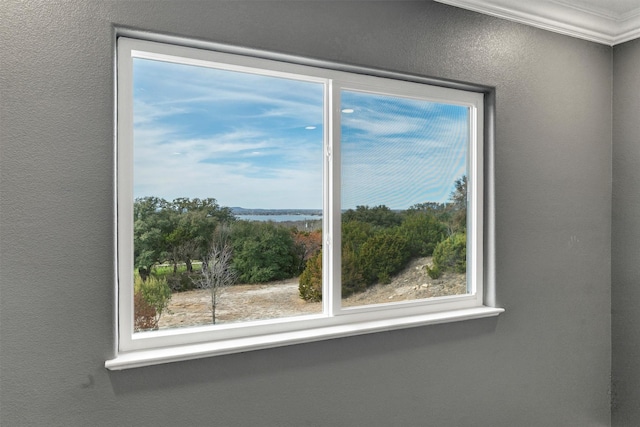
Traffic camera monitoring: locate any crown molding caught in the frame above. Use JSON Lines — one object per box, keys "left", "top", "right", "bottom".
{"left": 434, "top": 0, "right": 640, "bottom": 46}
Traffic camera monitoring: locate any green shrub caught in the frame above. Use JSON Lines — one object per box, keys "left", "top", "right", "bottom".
{"left": 342, "top": 220, "right": 375, "bottom": 249}
{"left": 165, "top": 272, "right": 198, "bottom": 292}
{"left": 134, "top": 291, "right": 157, "bottom": 332}
{"left": 400, "top": 212, "right": 448, "bottom": 257}
{"left": 299, "top": 251, "right": 322, "bottom": 302}
{"left": 152, "top": 264, "right": 175, "bottom": 277}
{"left": 134, "top": 275, "right": 172, "bottom": 329}
{"left": 292, "top": 230, "right": 322, "bottom": 275}
{"left": 432, "top": 233, "right": 466, "bottom": 274}
{"left": 426, "top": 264, "right": 441, "bottom": 279}
{"left": 241, "top": 264, "right": 278, "bottom": 283}
{"left": 231, "top": 221, "right": 297, "bottom": 283}
{"left": 359, "top": 230, "right": 410, "bottom": 284}
{"left": 340, "top": 220, "right": 373, "bottom": 296}
{"left": 341, "top": 244, "right": 367, "bottom": 297}
{"left": 152, "top": 263, "right": 201, "bottom": 278}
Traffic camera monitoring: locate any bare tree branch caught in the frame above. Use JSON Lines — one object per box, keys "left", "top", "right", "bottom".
{"left": 195, "top": 226, "right": 237, "bottom": 324}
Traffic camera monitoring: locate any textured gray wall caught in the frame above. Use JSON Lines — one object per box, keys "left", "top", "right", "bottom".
{"left": 0, "top": 1, "right": 613, "bottom": 426}
{"left": 612, "top": 38, "right": 640, "bottom": 427}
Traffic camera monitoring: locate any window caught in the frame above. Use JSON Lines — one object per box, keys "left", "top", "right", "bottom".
{"left": 107, "top": 35, "right": 502, "bottom": 370}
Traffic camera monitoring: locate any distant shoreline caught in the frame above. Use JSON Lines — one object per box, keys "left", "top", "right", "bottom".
{"left": 231, "top": 207, "right": 322, "bottom": 216}
{"left": 235, "top": 214, "right": 322, "bottom": 223}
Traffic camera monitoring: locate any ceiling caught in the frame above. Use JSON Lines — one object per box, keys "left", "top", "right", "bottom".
{"left": 434, "top": 0, "right": 640, "bottom": 45}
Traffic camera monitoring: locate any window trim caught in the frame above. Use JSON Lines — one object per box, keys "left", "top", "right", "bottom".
{"left": 106, "top": 33, "right": 502, "bottom": 370}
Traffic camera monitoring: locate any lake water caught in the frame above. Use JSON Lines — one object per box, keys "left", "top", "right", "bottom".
{"left": 235, "top": 214, "right": 322, "bottom": 222}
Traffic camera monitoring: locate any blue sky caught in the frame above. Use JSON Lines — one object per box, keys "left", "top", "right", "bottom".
{"left": 341, "top": 90, "right": 468, "bottom": 208}
{"left": 133, "top": 58, "right": 468, "bottom": 210}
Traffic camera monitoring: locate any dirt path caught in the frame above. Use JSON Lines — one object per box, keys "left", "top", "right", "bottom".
{"left": 157, "top": 279, "right": 321, "bottom": 329}
{"left": 343, "top": 257, "right": 466, "bottom": 306}
{"left": 158, "top": 257, "right": 465, "bottom": 330}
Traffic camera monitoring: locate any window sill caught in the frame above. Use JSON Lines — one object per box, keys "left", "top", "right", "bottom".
{"left": 105, "top": 306, "right": 503, "bottom": 370}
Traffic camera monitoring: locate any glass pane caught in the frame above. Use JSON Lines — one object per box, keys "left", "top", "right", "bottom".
{"left": 340, "top": 90, "right": 469, "bottom": 308}
{"left": 132, "top": 58, "right": 323, "bottom": 331}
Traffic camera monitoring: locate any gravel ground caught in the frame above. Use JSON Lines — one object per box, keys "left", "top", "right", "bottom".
{"left": 157, "top": 257, "right": 466, "bottom": 330}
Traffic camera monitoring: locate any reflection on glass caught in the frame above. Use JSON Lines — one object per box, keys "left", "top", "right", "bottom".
{"left": 340, "top": 90, "right": 469, "bottom": 308}
{"left": 132, "top": 58, "right": 323, "bottom": 331}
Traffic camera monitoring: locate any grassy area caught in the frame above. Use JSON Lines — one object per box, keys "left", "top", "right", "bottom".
{"left": 134, "top": 262, "right": 204, "bottom": 292}
{"left": 152, "top": 262, "right": 202, "bottom": 277}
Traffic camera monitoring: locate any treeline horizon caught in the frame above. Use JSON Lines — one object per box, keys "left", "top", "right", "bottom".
{"left": 134, "top": 176, "right": 468, "bottom": 298}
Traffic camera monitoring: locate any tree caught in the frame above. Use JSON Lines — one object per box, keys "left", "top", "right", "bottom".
{"left": 342, "top": 205, "right": 402, "bottom": 228}
{"left": 449, "top": 176, "right": 467, "bottom": 233}
{"left": 165, "top": 197, "right": 235, "bottom": 273}
{"left": 231, "top": 221, "right": 297, "bottom": 283}
{"left": 406, "top": 201, "right": 451, "bottom": 223}
{"left": 133, "top": 197, "right": 172, "bottom": 280}
{"left": 133, "top": 196, "right": 236, "bottom": 282}
{"left": 195, "top": 226, "right": 237, "bottom": 324}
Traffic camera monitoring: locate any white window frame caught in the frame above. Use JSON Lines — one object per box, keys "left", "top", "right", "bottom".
{"left": 106, "top": 35, "right": 503, "bottom": 370}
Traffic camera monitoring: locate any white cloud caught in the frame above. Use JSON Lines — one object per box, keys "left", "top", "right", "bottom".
{"left": 132, "top": 58, "right": 467, "bottom": 210}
